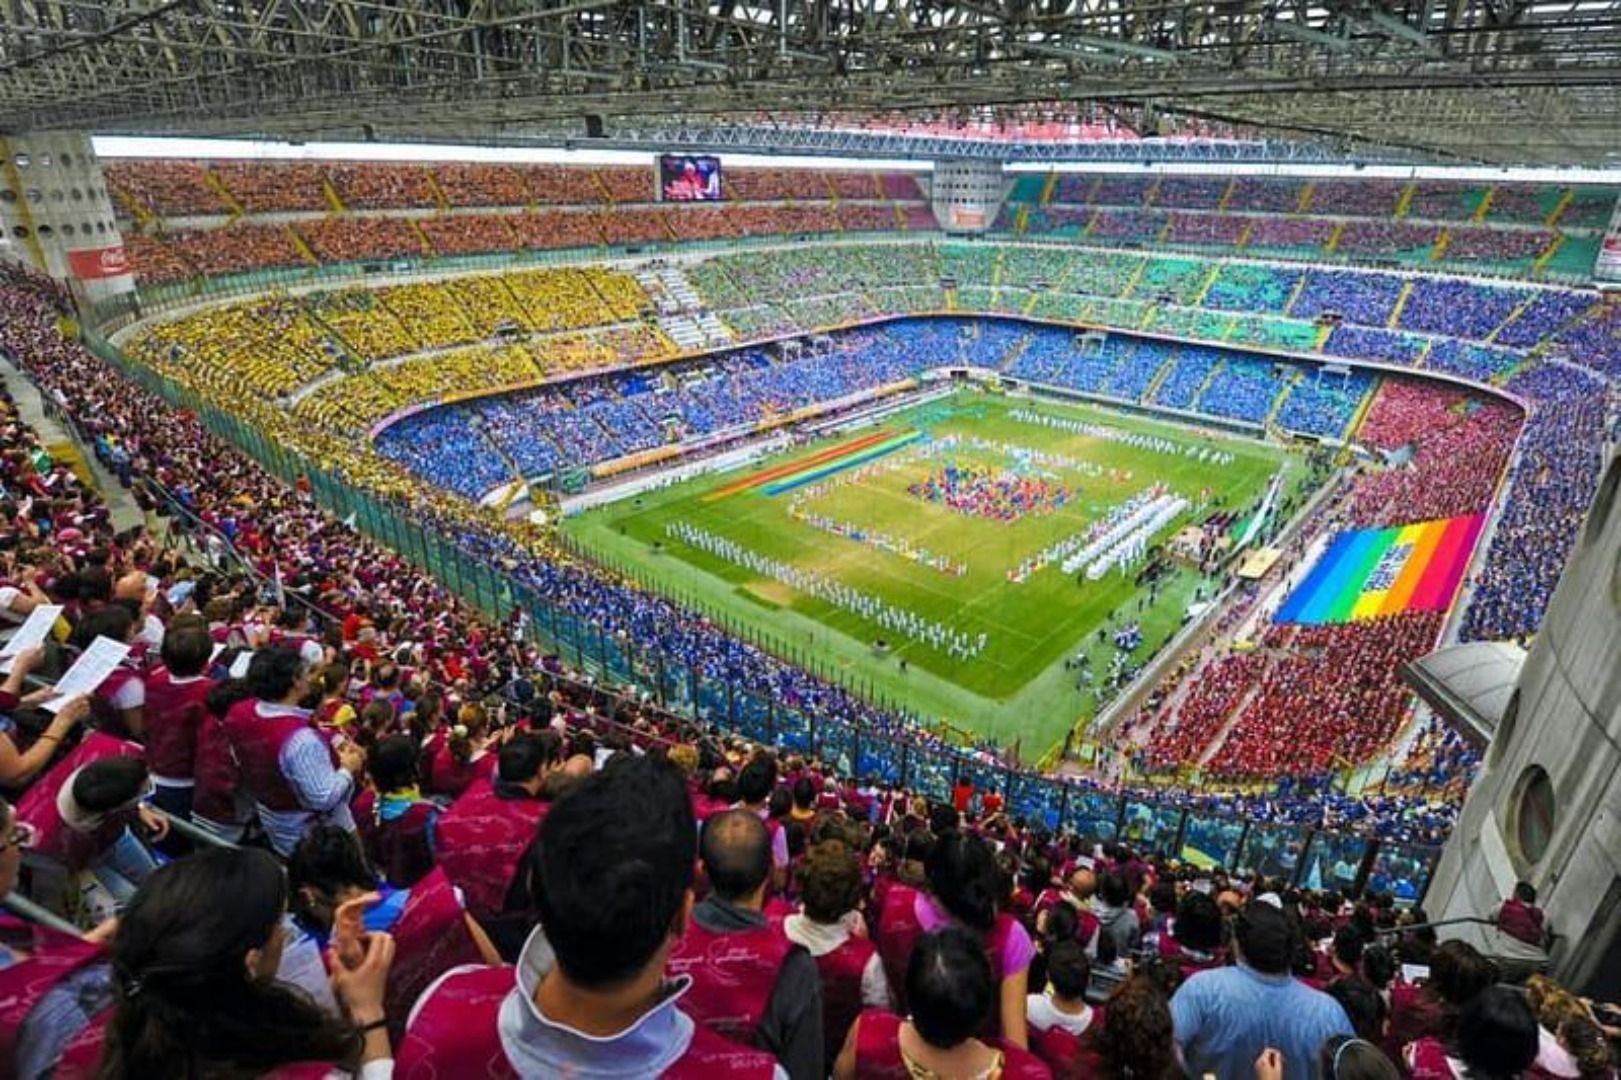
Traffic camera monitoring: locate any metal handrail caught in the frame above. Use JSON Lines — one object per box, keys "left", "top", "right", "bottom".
{"left": 151, "top": 808, "right": 238, "bottom": 849}
{"left": 2, "top": 893, "right": 86, "bottom": 938}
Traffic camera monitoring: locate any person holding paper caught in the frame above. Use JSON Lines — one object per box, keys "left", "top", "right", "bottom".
{"left": 222, "top": 646, "right": 366, "bottom": 857}
{"left": 67, "top": 607, "right": 146, "bottom": 739}
{"left": 0, "top": 560, "right": 51, "bottom": 627}
{"left": 0, "top": 645, "right": 90, "bottom": 788}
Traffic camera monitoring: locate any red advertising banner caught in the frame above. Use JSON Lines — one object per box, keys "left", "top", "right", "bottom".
{"left": 65, "top": 246, "right": 129, "bottom": 280}
{"left": 948, "top": 207, "right": 986, "bottom": 229}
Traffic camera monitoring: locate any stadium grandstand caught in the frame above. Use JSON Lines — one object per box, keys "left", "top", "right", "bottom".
{"left": 0, "top": 2, "right": 1616, "bottom": 1077}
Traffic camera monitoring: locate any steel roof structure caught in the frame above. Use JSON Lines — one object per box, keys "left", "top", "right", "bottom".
{"left": 1, "top": 0, "right": 1618, "bottom": 165}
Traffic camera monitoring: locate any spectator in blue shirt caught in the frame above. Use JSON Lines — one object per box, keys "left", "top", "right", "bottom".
{"left": 1170, "top": 901, "right": 1354, "bottom": 1080}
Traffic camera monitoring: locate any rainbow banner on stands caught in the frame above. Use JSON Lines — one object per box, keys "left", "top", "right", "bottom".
{"left": 1275, "top": 513, "right": 1485, "bottom": 625}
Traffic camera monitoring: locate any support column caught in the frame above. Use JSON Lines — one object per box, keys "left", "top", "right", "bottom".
{"left": 0, "top": 132, "right": 135, "bottom": 308}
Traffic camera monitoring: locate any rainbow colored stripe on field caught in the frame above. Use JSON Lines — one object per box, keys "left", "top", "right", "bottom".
{"left": 1275, "top": 514, "right": 1485, "bottom": 625}
{"left": 707, "top": 428, "right": 922, "bottom": 501}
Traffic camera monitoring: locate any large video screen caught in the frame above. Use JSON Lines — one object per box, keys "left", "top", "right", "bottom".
{"left": 659, "top": 154, "right": 722, "bottom": 201}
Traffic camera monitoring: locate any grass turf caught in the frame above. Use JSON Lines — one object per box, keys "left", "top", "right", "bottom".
{"left": 563, "top": 390, "right": 1305, "bottom": 757}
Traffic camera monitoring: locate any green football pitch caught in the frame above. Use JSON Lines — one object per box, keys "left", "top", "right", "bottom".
{"left": 563, "top": 390, "right": 1309, "bottom": 756}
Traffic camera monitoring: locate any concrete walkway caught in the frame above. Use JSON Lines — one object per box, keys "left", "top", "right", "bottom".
{"left": 0, "top": 356, "right": 146, "bottom": 533}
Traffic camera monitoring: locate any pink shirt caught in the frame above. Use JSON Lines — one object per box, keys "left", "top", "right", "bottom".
{"left": 914, "top": 892, "right": 1035, "bottom": 976}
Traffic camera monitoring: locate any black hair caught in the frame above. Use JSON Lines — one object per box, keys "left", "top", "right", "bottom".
{"left": 1429, "top": 939, "right": 1497, "bottom": 1007}
{"left": 1320, "top": 1035, "right": 1401, "bottom": 1080}
{"left": 906, "top": 928, "right": 994, "bottom": 1049}
{"left": 69, "top": 603, "right": 133, "bottom": 650}
{"left": 1046, "top": 939, "right": 1092, "bottom": 1001}
{"left": 530, "top": 755, "right": 696, "bottom": 988}
{"left": 1327, "top": 976, "right": 1387, "bottom": 1042}
{"left": 1174, "top": 890, "right": 1224, "bottom": 953}
{"left": 924, "top": 830, "right": 1001, "bottom": 932}
{"left": 1235, "top": 902, "right": 1292, "bottom": 975}
{"left": 159, "top": 617, "right": 214, "bottom": 679}
{"left": 1455, "top": 987, "right": 1539, "bottom": 1079}
{"left": 498, "top": 730, "right": 561, "bottom": 784}
{"left": 76, "top": 567, "right": 112, "bottom": 604}
{"left": 98, "top": 848, "right": 359, "bottom": 1079}
{"left": 792, "top": 776, "right": 815, "bottom": 809}
{"left": 245, "top": 646, "right": 306, "bottom": 703}
{"left": 1334, "top": 925, "right": 1366, "bottom": 968}
{"left": 367, "top": 735, "right": 419, "bottom": 794}
{"left": 70, "top": 756, "right": 150, "bottom": 815}
{"left": 699, "top": 809, "right": 773, "bottom": 902}
{"left": 1514, "top": 881, "right": 1537, "bottom": 904}
{"left": 1044, "top": 900, "right": 1080, "bottom": 949}
{"left": 736, "top": 756, "right": 776, "bottom": 805}
{"left": 204, "top": 677, "right": 254, "bottom": 720}
{"left": 1361, "top": 943, "right": 1397, "bottom": 990}
{"left": 1098, "top": 870, "right": 1132, "bottom": 909}
{"left": 285, "top": 825, "right": 379, "bottom": 934}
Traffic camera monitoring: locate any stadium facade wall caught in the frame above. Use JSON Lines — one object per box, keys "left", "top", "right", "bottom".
{"left": 1424, "top": 446, "right": 1621, "bottom": 995}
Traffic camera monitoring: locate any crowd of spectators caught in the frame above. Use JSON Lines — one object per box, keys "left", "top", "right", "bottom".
{"left": 1341, "top": 395, "right": 1521, "bottom": 528}
{"left": 1202, "top": 613, "right": 1445, "bottom": 780}
{"left": 1274, "top": 369, "right": 1376, "bottom": 438}
{"left": 1443, "top": 227, "right": 1555, "bottom": 266}
{"left": 1398, "top": 280, "right": 1532, "bottom": 340}
{"left": 1334, "top": 221, "right": 1439, "bottom": 259}
{"left": 1152, "top": 347, "right": 1224, "bottom": 410}
{"left": 1166, "top": 213, "right": 1248, "bottom": 247}
{"left": 1461, "top": 363, "right": 1614, "bottom": 643}
{"left": 1203, "top": 265, "right": 1302, "bottom": 314}
{"left": 298, "top": 218, "right": 427, "bottom": 265}
{"left": 1354, "top": 378, "right": 1473, "bottom": 452}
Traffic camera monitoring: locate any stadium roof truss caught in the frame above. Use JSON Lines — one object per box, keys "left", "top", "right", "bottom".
{"left": 1, "top": 0, "right": 1619, "bottom": 165}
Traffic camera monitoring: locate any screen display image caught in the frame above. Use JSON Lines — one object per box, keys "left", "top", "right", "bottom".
{"left": 660, "top": 155, "right": 723, "bottom": 201}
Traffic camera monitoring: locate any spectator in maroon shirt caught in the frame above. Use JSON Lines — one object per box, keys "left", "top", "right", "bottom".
{"left": 1496, "top": 881, "right": 1546, "bottom": 948}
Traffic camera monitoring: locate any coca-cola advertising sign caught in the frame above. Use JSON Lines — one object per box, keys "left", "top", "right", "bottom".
{"left": 66, "top": 246, "right": 130, "bottom": 280}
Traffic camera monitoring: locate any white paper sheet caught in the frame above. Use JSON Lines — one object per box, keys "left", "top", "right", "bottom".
{"left": 44, "top": 636, "right": 131, "bottom": 713}
{"left": 0, "top": 605, "right": 62, "bottom": 673}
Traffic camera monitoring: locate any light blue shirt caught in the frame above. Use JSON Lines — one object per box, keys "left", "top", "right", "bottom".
{"left": 256, "top": 705, "right": 356, "bottom": 856}
{"left": 1170, "top": 963, "right": 1353, "bottom": 1080}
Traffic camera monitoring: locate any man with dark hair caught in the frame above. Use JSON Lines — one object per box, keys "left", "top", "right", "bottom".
{"left": 143, "top": 614, "right": 218, "bottom": 819}
{"left": 221, "top": 645, "right": 363, "bottom": 855}
{"left": 1327, "top": 925, "right": 1365, "bottom": 981}
{"left": 433, "top": 730, "right": 560, "bottom": 922}
{"left": 1027, "top": 939, "right": 1105, "bottom": 1076}
{"left": 1171, "top": 901, "right": 1353, "bottom": 1080}
{"left": 669, "top": 810, "right": 822, "bottom": 1079}
{"left": 1091, "top": 869, "right": 1141, "bottom": 960}
{"left": 733, "top": 755, "right": 789, "bottom": 886}
{"left": 401, "top": 755, "right": 783, "bottom": 1077}
{"left": 1497, "top": 880, "right": 1546, "bottom": 947}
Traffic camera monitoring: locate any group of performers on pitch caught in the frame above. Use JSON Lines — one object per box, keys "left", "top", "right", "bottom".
{"left": 907, "top": 461, "right": 1073, "bottom": 521}
{"left": 665, "top": 521, "right": 989, "bottom": 659}
{"left": 786, "top": 498, "right": 969, "bottom": 578}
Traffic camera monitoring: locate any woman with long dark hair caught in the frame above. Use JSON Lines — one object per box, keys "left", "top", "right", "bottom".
{"left": 89, "top": 847, "right": 394, "bottom": 1079}
{"left": 876, "top": 830, "right": 1036, "bottom": 1049}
